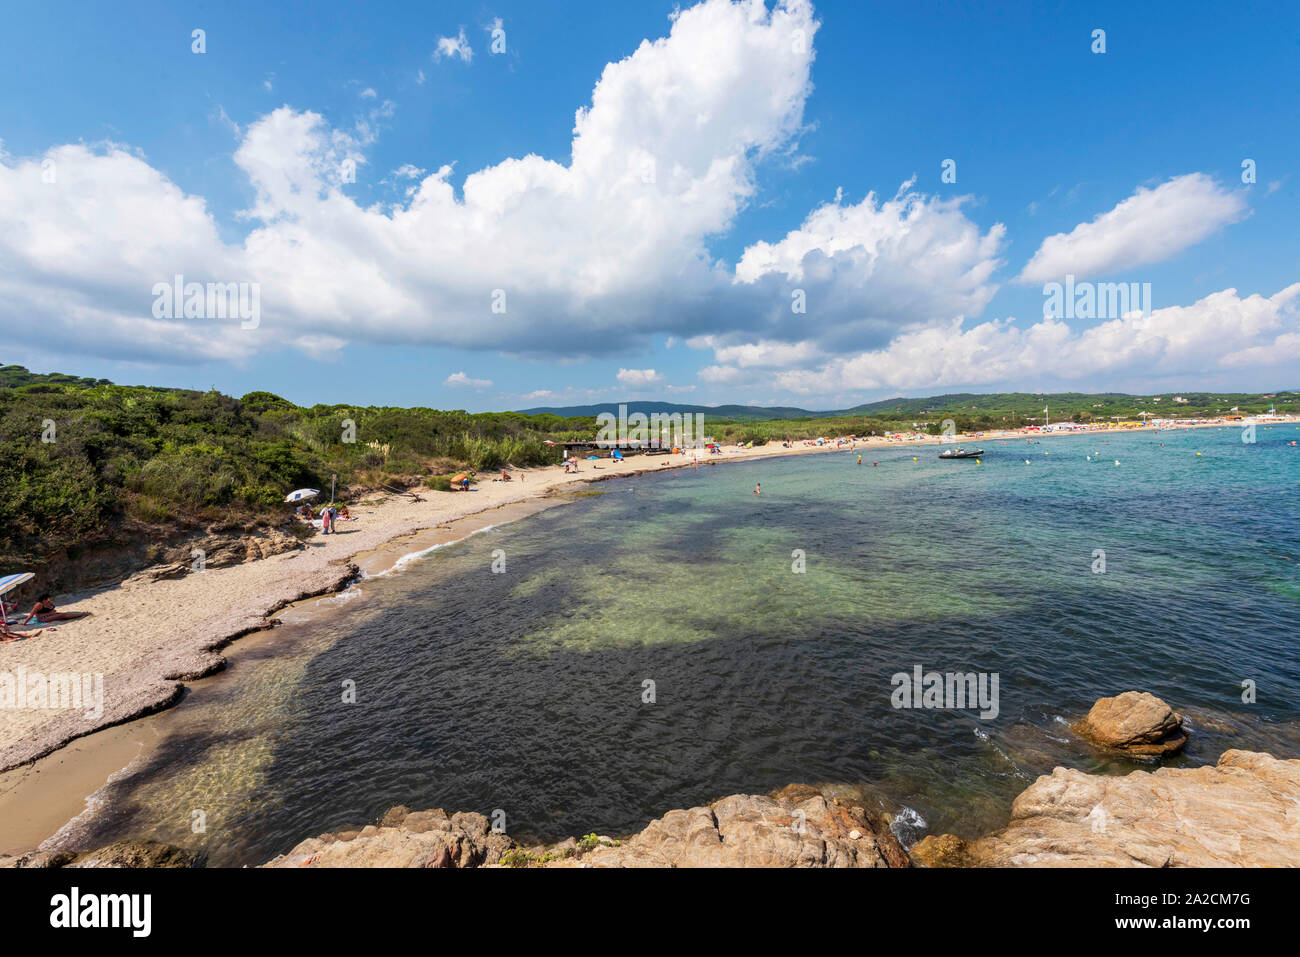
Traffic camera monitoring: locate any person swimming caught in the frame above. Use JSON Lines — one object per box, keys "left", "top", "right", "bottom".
{"left": 754, "top": 483, "right": 761, "bottom": 496}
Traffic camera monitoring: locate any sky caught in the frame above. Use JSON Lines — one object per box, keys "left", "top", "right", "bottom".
{"left": 1, "top": 0, "right": 1297, "bottom": 411}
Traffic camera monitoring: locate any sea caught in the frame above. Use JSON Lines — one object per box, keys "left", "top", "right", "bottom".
{"left": 40, "top": 426, "right": 1300, "bottom": 866}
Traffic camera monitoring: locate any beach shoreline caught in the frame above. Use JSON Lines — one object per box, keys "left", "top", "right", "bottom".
{"left": 0, "top": 418, "right": 1278, "bottom": 775}
{"left": 0, "top": 418, "right": 1289, "bottom": 857}
{"left": 0, "top": 434, "right": 851, "bottom": 777}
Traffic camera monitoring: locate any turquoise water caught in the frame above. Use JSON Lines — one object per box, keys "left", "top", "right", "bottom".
{"left": 58, "top": 427, "right": 1300, "bottom": 865}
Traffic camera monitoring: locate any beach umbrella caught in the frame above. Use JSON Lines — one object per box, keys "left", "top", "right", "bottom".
{"left": 0, "top": 572, "right": 34, "bottom": 626}
{"left": 543, "top": 440, "right": 556, "bottom": 445}
{"left": 450, "top": 473, "right": 469, "bottom": 484}
{"left": 284, "top": 488, "right": 319, "bottom": 503}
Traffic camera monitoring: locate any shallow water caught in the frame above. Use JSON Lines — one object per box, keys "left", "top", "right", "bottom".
{"left": 46, "top": 427, "right": 1300, "bottom": 865}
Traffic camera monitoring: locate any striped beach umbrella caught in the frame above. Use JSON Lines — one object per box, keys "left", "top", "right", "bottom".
{"left": 0, "top": 572, "right": 35, "bottom": 626}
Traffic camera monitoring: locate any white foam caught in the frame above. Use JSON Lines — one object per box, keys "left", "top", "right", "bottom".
{"left": 889, "top": 806, "right": 928, "bottom": 845}
{"left": 38, "top": 748, "right": 149, "bottom": 854}
{"left": 366, "top": 523, "right": 499, "bottom": 580}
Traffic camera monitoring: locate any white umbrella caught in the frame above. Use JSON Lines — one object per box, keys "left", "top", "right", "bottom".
{"left": 284, "top": 489, "right": 319, "bottom": 503}
{"left": 0, "top": 572, "right": 35, "bottom": 626}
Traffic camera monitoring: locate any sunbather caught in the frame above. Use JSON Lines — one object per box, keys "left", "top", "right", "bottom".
{"left": 2, "top": 621, "right": 41, "bottom": 641}
{"left": 23, "top": 595, "right": 88, "bottom": 624}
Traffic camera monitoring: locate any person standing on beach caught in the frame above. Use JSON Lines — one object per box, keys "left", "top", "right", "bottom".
{"left": 321, "top": 506, "right": 332, "bottom": 534}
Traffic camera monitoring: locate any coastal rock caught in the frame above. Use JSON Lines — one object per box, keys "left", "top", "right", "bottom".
{"left": 913, "top": 750, "right": 1300, "bottom": 867}
{"left": 909, "top": 833, "right": 971, "bottom": 868}
{"left": 67, "top": 840, "right": 198, "bottom": 868}
{"left": 12, "top": 840, "right": 196, "bottom": 869}
{"left": 261, "top": 787, "right": 910, "bottom": 869}
{"left": 542, "top": 790, "right": 909, "bottom": 868}
{"left": 120, "top": 524, "right": 306, "bottom": 589}
{"left": 262, "top": 809, "right": 514, "bottom": 868}
{"left": 11, "top": 849, "right": 77, "bottom": 869}
{"left": 1073, "top": 691, "right": 1188, "bottom": 756}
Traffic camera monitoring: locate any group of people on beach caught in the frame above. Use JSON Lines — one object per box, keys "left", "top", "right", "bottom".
{"left": 295, "top": 503, "right": 351, "bottom": 534}
{"left": 1, "top": 594, "right": 89, "bottom": 642}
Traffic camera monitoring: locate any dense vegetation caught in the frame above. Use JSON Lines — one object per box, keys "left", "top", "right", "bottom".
{"left": 0, "top": 366, "right": 588, "bottom": 566}
{"left": 2, "top": 363, "right": 1293, "bottom": 569}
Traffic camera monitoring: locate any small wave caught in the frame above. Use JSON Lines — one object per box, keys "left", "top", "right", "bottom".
{"left": 39, "top": 751, "right": 149, "bottom": 854}
{"left": 889, "top": 806, "right": 928, "bottom": 847}
{"left": 367, "top": 524, "right": 499, "bottom": 579}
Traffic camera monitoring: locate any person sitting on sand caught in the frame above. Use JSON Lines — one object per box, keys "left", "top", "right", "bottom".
{"left": 23, "top": 595, "right": 88, "bottom": 625}
{"left": 500, "top": 468, "right": 512, "bottom": 481}
{"left": 338, "top": 505, "right": 351, "bottom": 520}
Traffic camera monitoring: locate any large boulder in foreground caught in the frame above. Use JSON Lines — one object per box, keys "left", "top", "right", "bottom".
{"left": 262, "top": 787, "right": 910, "bottom": 868}
{"left": 1072, "top": 691, "right": 1188, "bottom": 756}
{"left": 911, "top": 750, "right": 1300, "bottom": 867}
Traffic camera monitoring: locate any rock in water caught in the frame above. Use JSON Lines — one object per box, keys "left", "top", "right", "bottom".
{"left": 912, "top": 750, "right": 1300, "bottom": 867}
{"left": 1072, "top": 691, "right": 1188, "bottom": 755}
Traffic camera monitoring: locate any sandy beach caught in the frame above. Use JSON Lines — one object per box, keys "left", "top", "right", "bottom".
{"left": 0, "top": 419, "right": 1279, "bottom": 779}
{"left": 0, "top": 437, "right": 844, "bottom": 774}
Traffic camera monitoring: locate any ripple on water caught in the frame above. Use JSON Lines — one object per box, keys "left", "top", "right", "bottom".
{"left": 63, "top": 430, "right": 1300, "bottom": 864}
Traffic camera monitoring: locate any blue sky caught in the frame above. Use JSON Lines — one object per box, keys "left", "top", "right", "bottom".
{"left": 1, "top": 0, "right": 1297, "bottom": 410}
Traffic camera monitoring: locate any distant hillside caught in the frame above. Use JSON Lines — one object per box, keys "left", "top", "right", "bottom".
{"left": 523, "top": 390, "right": 1300, "bottom": 422}
{"left": 515, "top": 400, "right": 817, "bottom": 421}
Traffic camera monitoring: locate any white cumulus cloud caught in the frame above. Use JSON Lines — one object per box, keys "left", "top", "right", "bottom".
{"left": 1017, "top": 173, "right": 1248, "bottom": 283}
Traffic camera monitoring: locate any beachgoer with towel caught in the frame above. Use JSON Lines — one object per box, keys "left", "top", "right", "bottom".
{"left": 23, "top": 595, "right": 88, "bottom": 624}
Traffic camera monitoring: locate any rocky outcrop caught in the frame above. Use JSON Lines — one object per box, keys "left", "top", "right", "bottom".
{"left": 1072, "top": 691, "right": 1188, "bottom": 756}
{"left": 261, "top": 786, "right": 910, "bottom": 868}
{"left": 543, "top": 789, "right": 908, "bottom": 868}
{"left": 14, "top": 518, "right": 308, "bottom": 598}
{"left": 911, "top": 750, "right": 1300, "bottom": 867}
{"left": 120, "top": 523, "right": 307, "bottom": 588}
{"left": 262, "top": 808, "right": 516, "bottom": 868}
{"left": 9, "top": 840, "right": 197, "bottom": 869}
